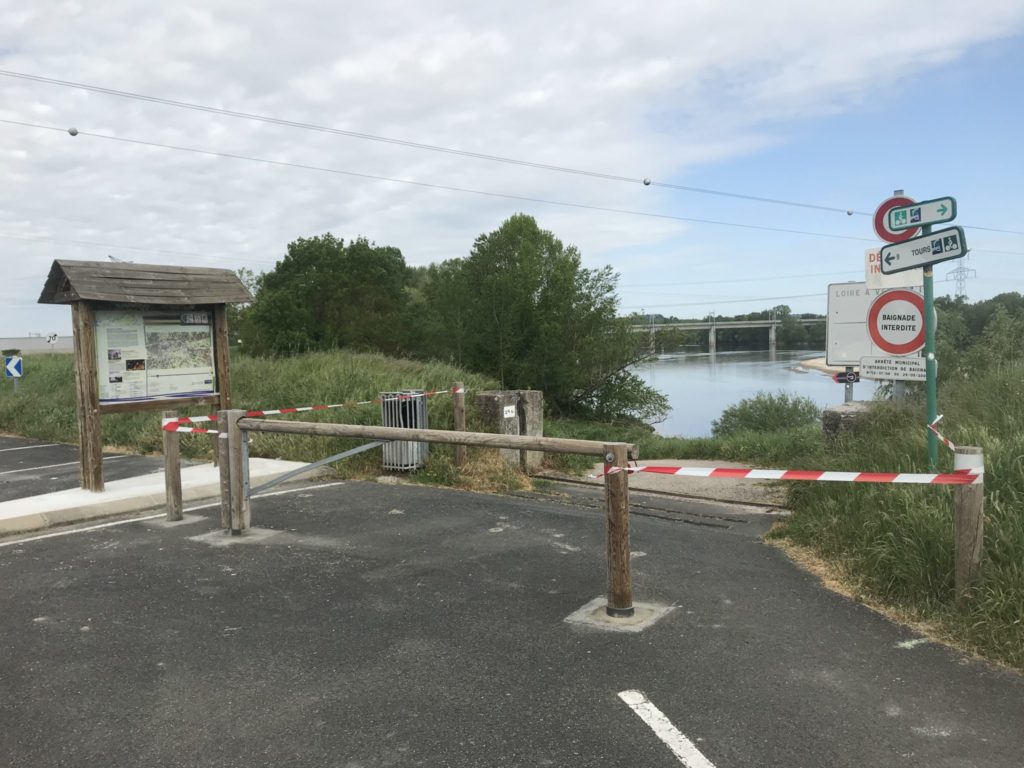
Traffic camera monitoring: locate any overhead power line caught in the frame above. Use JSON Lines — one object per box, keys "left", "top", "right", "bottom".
{"left": 2, "top": 118, "right": 1021, "bottom": 258}
{"left": 8, "top": 68, "right": 1024, "bottom": 237}
{"left": 0, "top": 68, "right": 876, "bottom": 217}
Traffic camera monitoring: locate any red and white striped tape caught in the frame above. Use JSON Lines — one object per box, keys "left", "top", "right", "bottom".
{"left": 161, "top": 386, "right": 462, "bottom": 432}
{"left": 928, "top": 415, "right": 956, "bottom": 452}
{"left": 598, "top": 465, "right": 983, "bottom": 485}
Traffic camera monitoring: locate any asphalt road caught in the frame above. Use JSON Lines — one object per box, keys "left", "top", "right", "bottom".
{"left": 0, "top": 435, "right": 185, "bottom": 503}
{"left": 0, "top": 479, "right": 1020, "bottom": 767}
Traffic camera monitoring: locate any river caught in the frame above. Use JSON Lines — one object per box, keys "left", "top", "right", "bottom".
{"left": 636, "top": 350, "right": 852, "bottom": 437}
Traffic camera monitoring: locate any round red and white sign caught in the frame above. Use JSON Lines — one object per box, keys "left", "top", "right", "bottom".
{"left": 867, "top": 289, "right": 925, "bottom": 355}
{"left": 873, "top": 196, "right": 919, "bottom": 244}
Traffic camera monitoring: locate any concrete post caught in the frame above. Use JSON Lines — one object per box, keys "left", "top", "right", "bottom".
{"left": 514, "top": 390, "right": 544, "bottom": 472}
{"left": 474, "top": 391, "right": 521, "bottom": 466}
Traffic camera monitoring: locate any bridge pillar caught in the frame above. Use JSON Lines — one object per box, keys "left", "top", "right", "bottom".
{"left": 768, "top": 324, "right": 777, "bottom": 352}
{"left": 708, "top": 327, "right": 716, "bottom": 355}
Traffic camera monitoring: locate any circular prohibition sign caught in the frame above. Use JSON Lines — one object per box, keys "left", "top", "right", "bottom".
{"left": 867, "top": 289, "right": 925, "bottom": 355}
{"left": 873, "top": 195, "right": 919, "bottom": 244}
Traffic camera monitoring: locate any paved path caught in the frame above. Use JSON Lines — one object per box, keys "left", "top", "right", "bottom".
{"left": 0, "top": 435, "right": 175, "bottom": 503}
{"left": 1, "top": 480, "right": 1020, "bottom": 767}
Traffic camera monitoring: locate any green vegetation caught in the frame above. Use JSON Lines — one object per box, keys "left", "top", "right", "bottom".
{"left": 239, "top": 215, "right": 665, "bottom": 422}
{"left": 711, "top": 392, "right": 820, "bottom": 437}
{"left": 0, "top": 351, "right": 500, "bottom": 482}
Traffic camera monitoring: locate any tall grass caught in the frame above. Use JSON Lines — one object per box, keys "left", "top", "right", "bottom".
{"left": 0, "top": 351, "right": 499, "bottom": 478}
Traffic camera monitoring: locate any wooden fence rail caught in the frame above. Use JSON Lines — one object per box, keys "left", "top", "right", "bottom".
{"left": 227, "top": 412, "right": 639, "bottom": 618}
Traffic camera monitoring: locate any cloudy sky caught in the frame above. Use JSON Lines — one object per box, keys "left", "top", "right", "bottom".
{"left": 1, "top": 0, "right": 1023, "bottom": 335}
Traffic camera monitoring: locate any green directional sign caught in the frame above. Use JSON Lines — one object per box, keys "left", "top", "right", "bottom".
{"left": 887, "top": 196, "right": 956, "bottom": 231}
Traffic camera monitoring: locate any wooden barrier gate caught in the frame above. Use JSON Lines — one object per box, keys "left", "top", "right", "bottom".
{"left": 207, "top": 410, "right": 640, "bottom": 618}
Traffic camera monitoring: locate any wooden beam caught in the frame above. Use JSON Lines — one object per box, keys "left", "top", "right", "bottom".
{"left": 227, "top": 410, "right": 250, "bottom": 533}
{"left": 954, "top": 446, "right": 985, "bottom": 604}
{"left": 217, "top": 412, "right": 232, "bottom": 530}
{"left": 238, "top": 418, "right": 637, "bottom": 459}
{"left": 453, "top": 381, "right": 466, "bottom": 468}
{"left": 604, "top": 443, "right": 633, "bottom": 616}
{"left": 213, "top": 304, "right": 232, "bottom": 410}
{"left": 98, "top": 395, "right": 220, "bottom": 416}
{"left": 163, "top": 410, "right": 183, "bottom": 521}
{"left": 71, "top": 302, "right": 103, "bottom": 491}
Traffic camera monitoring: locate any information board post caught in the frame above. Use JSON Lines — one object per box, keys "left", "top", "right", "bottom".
{"left": 923, "top": 225, "right": 938, "bottom": 470}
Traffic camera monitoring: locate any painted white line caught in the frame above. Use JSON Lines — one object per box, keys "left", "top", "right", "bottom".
{"left": 0, "top": 455, "right": 130, "bottom": 476}
{"left": 0, "top": 481, "right": 347, "bottom": 547}
{"left": 0, "top": 443, "right": 61, "bottom": 453}
{"left": 618, "top": 690, "right": 716, "bottom": 768}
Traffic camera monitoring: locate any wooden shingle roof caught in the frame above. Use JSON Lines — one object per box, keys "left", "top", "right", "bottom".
{"left": 38, "top": 260, "right": 253, "bottom": 305}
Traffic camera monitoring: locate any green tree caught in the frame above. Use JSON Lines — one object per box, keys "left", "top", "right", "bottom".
{"left": 422, "top": 214, "right": 666, "bottom": 421}
{"left": 242, "top": 234, "right": 412, "bottom": 356}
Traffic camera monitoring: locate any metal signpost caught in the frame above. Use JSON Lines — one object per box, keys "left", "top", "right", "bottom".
{"left": 4, "top": 355, "right": 23, "bottom": 392}
{"left": 873, "top": 193, "right": 967, "bottom": 470}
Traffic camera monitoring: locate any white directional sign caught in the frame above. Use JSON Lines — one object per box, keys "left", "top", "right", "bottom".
{"left": 860, "top": 356, "right": 926, "bottom": 382}
{"left": 887, "top": 196, "right": 956, "bottom": 231}
{"left": 4, "top": 355, "right": 23, "bottom": 378}
{"left": 880, "top": 226, "right": 967, "bottom": 275}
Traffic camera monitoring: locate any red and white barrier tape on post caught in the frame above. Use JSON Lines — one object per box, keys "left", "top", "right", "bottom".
{"left": 595, "top": 465, "right": 983, "bottom": 485}
{"left": 928, "top": 414, "right": 956, "bottom": 452}
{"left": 160, "top": 386, "right": 463, "bottom": 433}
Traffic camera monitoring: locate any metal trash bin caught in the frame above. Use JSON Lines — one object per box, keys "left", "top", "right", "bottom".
{"left": 380, "top": 390, "right": 429, "bottom": 471}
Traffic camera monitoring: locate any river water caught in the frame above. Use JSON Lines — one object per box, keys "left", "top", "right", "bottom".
{"left": 636, "top": 350, "right": 852, "bottom": 437}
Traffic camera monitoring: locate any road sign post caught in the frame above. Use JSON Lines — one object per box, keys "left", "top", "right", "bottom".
{"left": 924, "top": 225, "right": 939, "bottom": 471}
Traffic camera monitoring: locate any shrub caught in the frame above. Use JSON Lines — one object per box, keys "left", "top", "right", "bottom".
{"left": 711, "top": 391, "right": 821, "bottom": 437}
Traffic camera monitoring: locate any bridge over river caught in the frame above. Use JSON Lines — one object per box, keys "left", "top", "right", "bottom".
{"left": 631, "top": 317, "right": 825, "bottom": 353}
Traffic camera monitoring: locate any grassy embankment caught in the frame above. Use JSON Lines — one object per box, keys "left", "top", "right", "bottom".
{"left": 0, "top": 351, "right": 536, "bottom": 491}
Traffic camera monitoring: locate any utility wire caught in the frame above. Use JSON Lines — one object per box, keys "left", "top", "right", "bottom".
{"left": 0, "top": 68, "right": 872, "bottom": 216}
{"left": 2, "top": 118, "right": 1022, "bottom": 257}
{"left": 0, "top": 118, "right": 939, "bottom": 251}
{"left": 621, "top": 270, "right": 862, "bottom": 288}
{"left": 11, "top": 68, "right": 1024, "bottom": 234}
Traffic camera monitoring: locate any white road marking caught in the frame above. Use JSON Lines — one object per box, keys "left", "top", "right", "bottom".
{"left": 0, "top": 443, "right": 61, "bottom": 453}
{"left": 0, "top": 481, "right": 347, "bottom": 547}
{"left": 0, "top": 455, "right": 130, "bottom": 476}
{"left": 618, "top": 690, "right": 717, "bottom": 768}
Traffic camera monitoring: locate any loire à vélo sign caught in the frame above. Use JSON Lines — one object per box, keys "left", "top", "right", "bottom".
{"left": 880, "top": 226, "right": 967, "bottom": 275}
{"left": 886, "top": 196, "right": 956, "bottom": 232}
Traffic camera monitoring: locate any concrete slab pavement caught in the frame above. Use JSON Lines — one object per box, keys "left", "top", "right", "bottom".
{"left": 1, "top": 480, "right": 1020, "bottom": 767}
{"left": 0, "top": 435, "right": 326, "bottom": 535}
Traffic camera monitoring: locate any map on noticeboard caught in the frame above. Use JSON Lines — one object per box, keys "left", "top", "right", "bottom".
{"left": 95, "top": 310, "right": 216, "bottom": 403}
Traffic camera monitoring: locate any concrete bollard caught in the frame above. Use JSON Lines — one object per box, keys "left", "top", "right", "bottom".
{"left": 474, "top": 391, "right": 521, "bottom": 466}
{"left": 512, "top": 390, "right": 544, "bottom": 472}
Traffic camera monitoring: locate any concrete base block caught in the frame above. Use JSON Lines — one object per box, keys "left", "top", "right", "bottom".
{"left": 189, "top": 527, "right": 282, "bottom": 547}
{"left": 564, "top": 596, "right": 675, "bottom": 634}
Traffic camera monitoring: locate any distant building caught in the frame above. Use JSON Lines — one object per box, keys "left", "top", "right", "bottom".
{"left": 0, "top": 336, "right": 74, "bottom": 354}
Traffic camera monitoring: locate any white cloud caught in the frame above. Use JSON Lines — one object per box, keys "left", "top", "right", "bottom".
{"left": 0, "top": 0, "right": 1021, "bottom": 333}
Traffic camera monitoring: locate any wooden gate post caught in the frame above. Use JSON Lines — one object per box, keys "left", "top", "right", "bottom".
{"left": 162, "top": 410, "right": 183, "bottom": 521}
{"left": 954, "top": 446, "right": 984, "bottom": 603}
{"left": 227, "top": 410, "right": 250, "bottom": 534}
{"left": 453, "top": 381, "right": 466, "bottom": 468}
{"left": 217, "top": 410, "right": 232, "bottom": 530}
{"left": 72, "top": 302, "right": 103, "bottom": 491}
{"left": 604, "top": 443, "right": 634, "bottom": 617}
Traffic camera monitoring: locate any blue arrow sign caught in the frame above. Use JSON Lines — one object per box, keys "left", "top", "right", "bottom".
{"left": 4, "top": 355, "right": 23, "bottom": 378}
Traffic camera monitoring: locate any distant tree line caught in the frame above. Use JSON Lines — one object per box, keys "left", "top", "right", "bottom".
{"left": 628, "top": 307, "right": 826, "bottom": 353}
{"left": 236, "top": 215, "right": 666, "bottom": 422}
